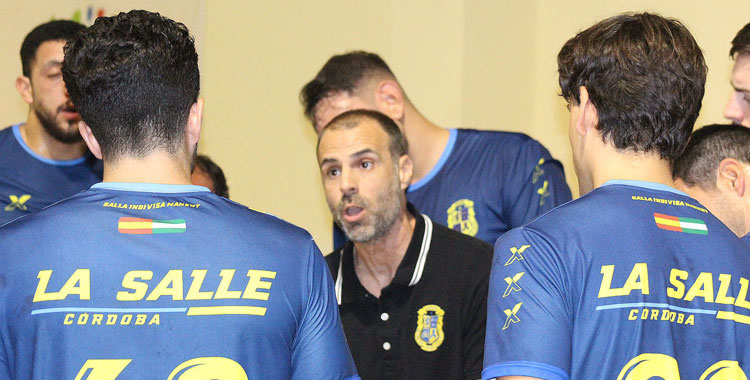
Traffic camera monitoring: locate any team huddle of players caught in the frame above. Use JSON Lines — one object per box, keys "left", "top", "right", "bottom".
{"left": 0, "top": 8, "right": 749, "bottom": 380}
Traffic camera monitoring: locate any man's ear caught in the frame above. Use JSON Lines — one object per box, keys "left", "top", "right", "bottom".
{"left": 398, "top": 154, "right": 413, "bottom": 190}
{"left": 576, "top": 86, "right": 598, "bottom": 136}
{"left": 78, "top": 121, "right": 102, "bottom": 160}
{"left": 373, "top": 80, "right": 405, "bottom": 122}
{"left": 717, "top": 158, "right": 746, "bottom": 197}
{"left": 16, "top": 76, "right": 33, "bottom": 104}
{"left": 186, "top": 98, "right": 204, "bottom": 147}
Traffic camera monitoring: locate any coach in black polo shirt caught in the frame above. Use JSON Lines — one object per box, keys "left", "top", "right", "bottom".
{"left": 316, "top": 109, "right": 493, "bottom": 380}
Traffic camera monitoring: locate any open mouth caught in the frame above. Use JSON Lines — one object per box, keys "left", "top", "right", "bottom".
{"left": 60, "top": 105, "right": 80, "bottom": 120}
{"left": 342, "top": 205, "right": 364, "bottom": 222}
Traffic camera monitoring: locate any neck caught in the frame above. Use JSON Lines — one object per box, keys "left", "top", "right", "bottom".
{"left": 352, "top": 207, "right": 416, "bottom": 298}
{"left": 586, "top": 148, "right": 676, "bottom": 194}
{"left": 20, "top": 117, "right": 87, "bottom": 161}
{"left": 103, "top": 151, "right": 193, "bottom": 185}
{"left": 401, "top": 105, "right": 450, "bottom": 184}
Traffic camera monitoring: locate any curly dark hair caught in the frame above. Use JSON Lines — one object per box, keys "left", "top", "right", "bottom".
{"left": 300, "top": 51, "right": 395, "bottom": 124}
{"left": 20, "top": 20, "right": 84, "bottom": 78}
{"left": 62, "top": 10, "right": 200, "bottom": 160}
{"left": 558, "top": 13, "right": 706, "bottom": 162}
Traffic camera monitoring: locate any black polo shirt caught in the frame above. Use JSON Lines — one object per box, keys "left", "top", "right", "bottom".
{"left": 326, "top": 205, "right": 493, "bottom": 380}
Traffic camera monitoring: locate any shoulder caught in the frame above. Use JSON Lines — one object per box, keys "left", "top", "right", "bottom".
{"left": 427, "top": 217, "right": 493, "bottom": 268}
{"left": 0, "top": 125, "right": 19, "bottom": 152}
{"left": 456, "top": 128, "right": 549, "bottom": 152}
{"left": 453, "top": 129, "right": 555, "bottom": 172}
{"left": 209, "top": 197, "right": 318, "bottom": 249}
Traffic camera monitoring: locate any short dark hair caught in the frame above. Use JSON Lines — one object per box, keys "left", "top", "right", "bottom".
{"left": 300, "top": 51, "right": 395, "bottom": 122}
{"left": 20, "top": 20, "right": 84, "bottom": 78}
{"left": 62, "top": 10, "right": 200, "bottom": 160}
{"left": 194, "top": 154, "right": 229, "bottom": 198}
{"left": 673, "top": 124, "right": 750, "bottom": 189}
{"left": 319, "top": 109, "right": 408, "bottom": 161}
{"left": 558, "top": 12, "right": 706, "bottom": 161}
{"left": 730, "top": 22, "right": 750, "bottom": 58}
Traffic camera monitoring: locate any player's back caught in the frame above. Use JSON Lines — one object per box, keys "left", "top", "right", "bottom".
{"left": 484, "top": 180, "right": 750, "bottom": 379}
{"left": 0, "top": 183, "right": 358, "bottom": 380}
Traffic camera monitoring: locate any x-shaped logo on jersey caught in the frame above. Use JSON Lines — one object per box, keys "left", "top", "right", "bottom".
{"left": 504, "top": 244, "right": 530, "bottom": 266}
{"left": 503, "top": 272, "right": 525, "bottom": 297}
{"left": 502, "top": 302, "right": 523, "bottom": 330}
{"left": 532, "top": 158, "right": 545, "bottom": 184}
{"left": 537, "top": 180, "right": 550, "bottom": 206}
{"left": 5, "top": 195, "right": 31, "bottom": 211}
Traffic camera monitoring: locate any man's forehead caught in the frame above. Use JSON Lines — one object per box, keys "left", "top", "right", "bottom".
{"left": 732, "top": 54, "right": 750, "bottom": 87}
{"left": 33, "top": 40, "right": 65, "bottom": 68}
{"left": 318, "top": 119, "right": 389, "bottom": 158}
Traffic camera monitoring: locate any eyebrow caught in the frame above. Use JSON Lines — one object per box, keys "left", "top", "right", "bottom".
{"left": 319, "top": 148, "right": 379, "bottom": 167}
{"left": 41, "top": 60, "right": 62, "bottom": 71}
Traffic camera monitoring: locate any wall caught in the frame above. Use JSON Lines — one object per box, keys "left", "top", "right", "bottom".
{"left": 1, "top": 1, "right": 748, "bottom": 252}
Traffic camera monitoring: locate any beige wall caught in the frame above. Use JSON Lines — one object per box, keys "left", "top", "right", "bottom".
{"left": 1, "top": 1, "right": 748, "bottom": 252}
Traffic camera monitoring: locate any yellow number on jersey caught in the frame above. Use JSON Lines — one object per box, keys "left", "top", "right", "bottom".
{"left": 618, "top": 353, "right": 747, "bottom": 380}
{"left": 168, "top": 357, "right": 249, "bottom": 379}
{"left": 74, "top": 359, "right": 132, "bottom": 380}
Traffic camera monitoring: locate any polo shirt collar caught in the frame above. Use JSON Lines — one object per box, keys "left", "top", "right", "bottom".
{"left": 335, "top": 203, "right": 434, "bottom": 305}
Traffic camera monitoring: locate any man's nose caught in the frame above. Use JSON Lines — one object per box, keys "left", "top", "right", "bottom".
{"left": 724, "top": 92, "right": 745, "bottom": 124}
{"left": 340, "top": 169, "right": 358, "bottom": 196}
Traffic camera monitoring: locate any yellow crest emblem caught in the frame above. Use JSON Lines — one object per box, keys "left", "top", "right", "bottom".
{"left": 447, "top": 199, "right": 479, "bottom": 237}
{"left": 414, "top": 304, "right": 445, "bottom": 352}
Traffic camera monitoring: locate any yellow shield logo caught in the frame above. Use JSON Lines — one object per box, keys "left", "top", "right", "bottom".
{"left": 414, "top": 304, "right": 445, "bottom": 352}
{"left": 447, "top": 199, "right": 479, "bottom": 237}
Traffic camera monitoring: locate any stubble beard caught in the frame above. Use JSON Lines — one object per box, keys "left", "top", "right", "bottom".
{"left": 333, "top": 176, "right": 403, "bottom": 244}
{"left": 34, "top": 104, "right": 82, "bottom": 144}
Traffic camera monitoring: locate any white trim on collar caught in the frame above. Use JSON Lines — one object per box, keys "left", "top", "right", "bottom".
{"left": 334, "top": 213, "right": 434, "bottom": 305}
{"left": 336, "top": 252, "right": 343, "bottom": 305}
{"left": 409, "top": 214, "right": 432, "bottom": 286}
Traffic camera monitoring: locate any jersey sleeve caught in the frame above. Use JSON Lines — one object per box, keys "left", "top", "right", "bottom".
{"left": 482, "top": 228, "right": 572, "bottom": 380}
{"left": 503, "top": 139, "right": 571, "bottom": 227}
{"left": 291, "top": 240, "right": 360, "bottom": 380}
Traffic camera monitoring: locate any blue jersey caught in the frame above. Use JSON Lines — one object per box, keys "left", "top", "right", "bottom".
{"left": 0, "top": 124, "right": 102, "bottom": 225}
{"left": 0, "top": 183, "right": 359, "bottom": 380}
{"left": 334, "top": 129, "right": 571, "bottom": 247}
{"left": 484, "top": 180, "right": 750, "bottom": 380}
{"left": 743, "top": 233, "right": 750, "bottom": 247}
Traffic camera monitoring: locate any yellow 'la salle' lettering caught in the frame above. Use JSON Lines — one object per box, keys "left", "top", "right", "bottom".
{"left": 215, "top": 269, "right": 242, "bottom": 299}
{"left": 115, "top": 269, "right": 278, "bottom": 301}
{"left": 33, "top": 269, "right": 91, "bottom": 302}
{"left": 146, "top": 270, "right": 184, "bottom": 301}
{"left": 117, "top": 271, "right": 153, "bottom": 301}
{"left": 684, "top": 272, "right": 714, "bottom": 302}
{"left": 666, "top": 269, "right": 688, "bottom": 299}
{"left": 667, "top": 270, "right": 750, "bottom": 310}
{"left": 598, "top": 263, "right": 650, "bottom": 298}
{"left": 186, "top": 270, "right": 213, "bottom": 300}
{"left": 243, "top": 270, "right": 276, "bottom": 300}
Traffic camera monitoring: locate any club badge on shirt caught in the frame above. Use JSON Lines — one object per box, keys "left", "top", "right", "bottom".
{"left": 414, "top": 304, "right": 445, "bottom": 352}
{"left": 447, "top": 199, "right": 478, "bottom": 237}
